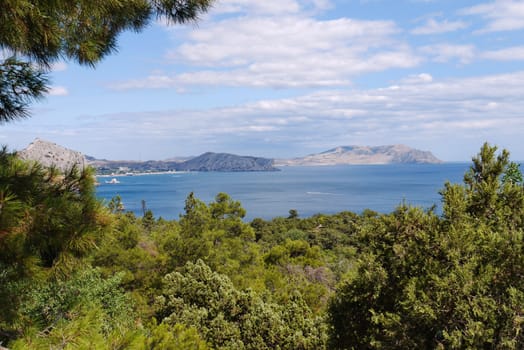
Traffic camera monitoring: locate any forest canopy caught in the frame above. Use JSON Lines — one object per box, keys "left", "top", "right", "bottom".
{"left": 1, "top": 143, "right": 524, "bottom": 349}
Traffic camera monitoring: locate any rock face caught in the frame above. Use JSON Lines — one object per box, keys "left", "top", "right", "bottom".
{"left": 176, "top": 152, "right": 278, "bottom": 172}
{"left": 275, "top": 145, "right": 442, "bottom": 166}
{"left": 18, "top": 138, "right": 87, "bottom": 172}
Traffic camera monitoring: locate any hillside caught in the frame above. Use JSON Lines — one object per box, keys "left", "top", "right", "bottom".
{"left": 88, "top": 152, "right": 278, "bottom": 173}
{"left": 18, "top": 140, "right": 440, "bottom": 173}
{"left": 175, "top": 152, "right": 278, "bottom": 172}
{"left": 18, "top": 138, "right": 87, "bottom": 172}
{"left": 276, "top": 145, "right": 442, "bottom": 166}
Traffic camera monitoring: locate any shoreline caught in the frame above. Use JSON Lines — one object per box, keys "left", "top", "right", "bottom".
{"left": 96, "top": 170, "right": 191, "bottom": 177}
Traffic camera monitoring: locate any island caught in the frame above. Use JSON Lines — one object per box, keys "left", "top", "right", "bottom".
{"left": 275, "top": 145, "right": 442, "bottom": 166}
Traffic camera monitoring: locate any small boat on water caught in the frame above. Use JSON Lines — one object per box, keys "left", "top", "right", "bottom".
{"left": 105, "top": 178, "right": 121, "bottom": 184}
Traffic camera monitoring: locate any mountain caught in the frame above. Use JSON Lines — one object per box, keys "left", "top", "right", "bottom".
{"left": 174, "top": 152, "right": 278, "bottom": 172}
{"left": 275, "top": 145, "right": 442, "bottom": 166}
{"left": 18, "top": 138, "right": 87, "bottom": 172}
{"left": 87, "top": 152, "right": 278, "bottom": 173}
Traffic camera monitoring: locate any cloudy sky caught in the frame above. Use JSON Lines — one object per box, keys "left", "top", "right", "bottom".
{"left": 3, "top": 0, "right": 524, "bottom": 161}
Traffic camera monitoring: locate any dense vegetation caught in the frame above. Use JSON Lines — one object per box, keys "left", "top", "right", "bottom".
{"left": 0, "top": 142, "right": 523, "bottom": 349}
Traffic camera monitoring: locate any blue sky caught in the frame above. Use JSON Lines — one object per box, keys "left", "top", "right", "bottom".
{"left": 3, "top": 0, "right": 524, "bottom": 161}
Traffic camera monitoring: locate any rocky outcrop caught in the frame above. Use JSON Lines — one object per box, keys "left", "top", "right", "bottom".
{"left": 275, "top": 145, "right": 442, "bottom": 166}
{"left": 175, "top": 152, "right": 278, "bottom": 172}
{"left": 18, "top": 138, "right": 87, "bottom": 172}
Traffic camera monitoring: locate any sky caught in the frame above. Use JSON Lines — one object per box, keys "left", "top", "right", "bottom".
{"left": 2, "top": 0, "right": 524, "bottom": 161}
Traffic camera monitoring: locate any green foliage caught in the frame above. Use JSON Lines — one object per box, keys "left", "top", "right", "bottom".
{"left": 179, "top": 191, "right": 211, "bottom": 237}
{"left": 503, "top": 161, "right": 523, "bottom": 185}
{"left": 327, "top": 144, "right": 524, "bottom": 349}
{"left": 163, "top": 192, "right": 261, "bottom": 289}
{"left": 4, "top": 142, "right": 524, "bottom": 349}
{"left": 142, "top": 209, "right": 155, "bottom": 232}
{"left": 22, "top": 268, "right": 133, "bottom": 332}
{"left": 0, "top": 58, "right": 48, "bottom": 123}
{"left": 8, "top": 267, "right": 139, "bottom": 349}
{"left": 0, "top": 0, "right": 213, "bottom": 122}
{"left": 108, "top": 195, "right": 126, "bottom": 213}
{"left": 0, "top": 150, "right": 108, "bottom": 274}
{"left": 0, "top": 151, "right": 111, "bottom": 341}
{"left": 10, "top": 305, "right": 143, "bottom": 350}
{"left": 0, "top": 0, "right": 214, "bottom": 66}
{"left": 89, "top": 211, "right": 167, "bottom": 320}
{"left": 442, "top": 142, "right": 524, "bottom": 230}
{"left": 156, "top": 260, "right": 327, "bottom": 349}
{"left": 142, "top": 322, "right": 209, "bottom": 350}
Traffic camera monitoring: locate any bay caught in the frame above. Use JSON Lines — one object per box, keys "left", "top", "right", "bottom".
{"left": 95, "top": 163, "right": 469, "bottom": 220}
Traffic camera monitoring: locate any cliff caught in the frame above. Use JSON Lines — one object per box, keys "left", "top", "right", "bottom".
{"left": 275, "top": 145, "right": 442, "bottom": 166}
{"left": 18, "top": 138, "right": 87, "bottom": 172}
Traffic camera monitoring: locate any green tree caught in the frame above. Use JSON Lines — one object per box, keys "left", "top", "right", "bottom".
{"left": 288, "top": 209, "right": 299, "bottom": 219}
{"left": 0, "top": 0, "right": 213, "bottom": 122}
{"left": 7, "top": 267, "right": 140, "bottom": 349}
{"left": 0, "top": 150, "right": 112, "bottom": 342}
{"left": 327, "top": 144, "right": 524, "bottom": 349}
{"left": 442, "top": 142, "right": 524, "bottom": 229}
{"left": 0, "top": 58, "right": 49, "bottom": 123}
{"left": 143, "top": 209, "right": 155, "bottom": 232}
{"left": 156, "top": 260, "right": 327, "bottom": 349}
{"left": 502, "top": 162, "right": 523, "bottom": 186}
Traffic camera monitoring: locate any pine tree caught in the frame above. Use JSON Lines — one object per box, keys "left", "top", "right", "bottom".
{"left": 0, "top": 0, "right": 214, "bottom": 122}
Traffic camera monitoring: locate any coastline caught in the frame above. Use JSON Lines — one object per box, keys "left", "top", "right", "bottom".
{"left": 96, "top": 170, "right": 191, "bottom": 177}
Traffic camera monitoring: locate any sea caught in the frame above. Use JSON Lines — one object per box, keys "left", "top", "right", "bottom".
{"left": 95, "top": 163, "right": 469, "bottom": 221}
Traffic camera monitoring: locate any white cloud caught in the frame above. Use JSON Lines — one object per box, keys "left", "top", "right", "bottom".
{"left": 482, "top": 45, "right": 524, "bottom": 60}
{"left": 175, "top": 17, "right": 401, "bottom": 66}
{"left": 113, "top": 14, "right": 420, "bottom": 90}
{"left": 49, "top": 86, "right": 69, "bottom": 96}
{"left": 461, "top": 0, "right": 524, "bottom": 33}
{"left": 212, "top": 0, "right": 332, "bottom": 15}
{"left": 400, "top": 73, "right": 433, "bottom": 84}
{"left": 420, "top": 43, "right": 476, "bottom": 64}
{"left": 412, "top": 18, "right": 468, "bottom": 35}
{"left": 115, "top": 46, "right": 419, "bottom": 89}
{"left": 212, "top": 0, "right": 301, "bottom": 15}
{"left": 89, "top": 71, "right": 524, "bottom": 159}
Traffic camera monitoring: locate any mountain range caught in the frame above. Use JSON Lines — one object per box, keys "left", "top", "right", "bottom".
{"left": 17, "top": 139, "right": 442, "bottom": 174}
{"left": 89, "top": 152, "right": 279, "bottom": 173}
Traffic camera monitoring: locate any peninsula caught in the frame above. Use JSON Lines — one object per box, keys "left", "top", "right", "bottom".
{"left": 275, "top": 145, "right": 442, "bottom": 166}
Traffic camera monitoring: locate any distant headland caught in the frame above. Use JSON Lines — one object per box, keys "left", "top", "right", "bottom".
{"left": 89, "top": 152, "right": 279, "bottom": 174}
{"left": 17, "top": 139, "right": 279, "bottom": 173}
{"left": 275, "top": 145, "right": 442, "bottom": 166}
{"left": 17, "top": 139, "right": 442, "bottom": 174}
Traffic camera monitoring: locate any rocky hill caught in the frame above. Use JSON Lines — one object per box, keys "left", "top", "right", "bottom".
{"left": 175, "top": 152, "right": 278, "bottom": 172}
{"left": 88, "top": 152, "right": 278, "bottom": 173}
{"left": 276, "top": 145, "right": 442, "bottom": 166}
{"left": 18, "top": 138, "right": 87, "bottom": 172}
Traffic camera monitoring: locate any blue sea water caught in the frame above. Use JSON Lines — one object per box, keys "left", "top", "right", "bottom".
{"left": 95, "top": 163, "right": 469, "bottom": 220}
